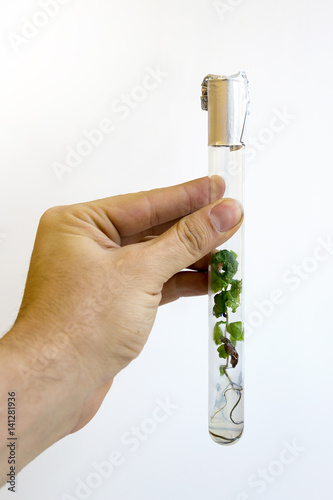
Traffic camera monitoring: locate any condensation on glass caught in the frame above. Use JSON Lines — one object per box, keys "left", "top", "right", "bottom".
{"left": 201, "top": 72, "right": 249, "bottom": 445}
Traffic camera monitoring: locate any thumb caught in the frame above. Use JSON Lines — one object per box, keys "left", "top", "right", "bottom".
{"left": 143, "top": 198, "right": 243, "bottom": 283}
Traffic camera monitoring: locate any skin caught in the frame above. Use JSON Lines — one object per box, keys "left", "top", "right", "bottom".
{"left": 0, "top": 176, "right": 243, "bottom": 485}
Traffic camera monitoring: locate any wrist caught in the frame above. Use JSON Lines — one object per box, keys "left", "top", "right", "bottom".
{"left": 0, "top": 322, "right": 92, "bottom": 479}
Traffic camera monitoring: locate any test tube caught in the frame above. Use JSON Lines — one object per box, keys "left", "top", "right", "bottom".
{"left": 201, "top": 72, "right": 249, "bottom": 445}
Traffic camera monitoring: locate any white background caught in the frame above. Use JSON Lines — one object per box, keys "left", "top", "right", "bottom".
{"left": 1, "top": 0, "right": 333, "bottom": 499}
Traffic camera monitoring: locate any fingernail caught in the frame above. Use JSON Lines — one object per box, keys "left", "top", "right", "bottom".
{"left": 209, "top": 199, "right": 243, "bottom": 233}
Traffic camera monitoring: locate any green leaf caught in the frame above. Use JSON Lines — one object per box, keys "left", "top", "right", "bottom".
{"left": 225, "top": 290, "right": 240, "bottom": 313}
{"left": 211, "top": 249, "right": 239, "bottom": 285}
{"left": 211, "top": 269, "right": 228, "bottom": 293}
{"left": 227, "top": 321, "right": 244, "bottom": 341}
{"left": 219, "top": 365, "right": 227, "bottom": 376}
{"left": 230, "top": 279, "right": 242, "bottom": 299}
{"left": 213, "top": 286, "right": 242, "bottom": 317}
{"left": 213, "top": 323, "right": 223, "bottom": 345}
{"left": 230, "top": 336, "right": 237, "bottom": 347}
{"left": 211, "top": 249, "right": 238, "bottom": 267}
{"left": 217, "top": 344, "right": 228, "bottom": 359}
{"left": 213, "top": 291, "right": 228, "bottom": 317}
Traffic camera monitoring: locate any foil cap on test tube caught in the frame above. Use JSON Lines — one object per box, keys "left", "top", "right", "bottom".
{"left": 201, "top": 72, "right": 249, "bottom": 147}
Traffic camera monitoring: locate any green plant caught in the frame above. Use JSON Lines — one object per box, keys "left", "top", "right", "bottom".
{"left": 211, "top": 249, "right": 243, "bottom": 376}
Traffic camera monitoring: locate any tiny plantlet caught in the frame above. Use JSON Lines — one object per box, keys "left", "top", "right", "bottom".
{"left": 211, "top": 249, "right": 243, "bottom": 377}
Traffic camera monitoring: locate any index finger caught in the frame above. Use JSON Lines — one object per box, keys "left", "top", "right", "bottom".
{"left": 92, "top": 176, "right": 225, "bottom": 237}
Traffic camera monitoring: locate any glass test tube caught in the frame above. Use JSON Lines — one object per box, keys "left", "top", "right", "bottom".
{"left": 201, "top": 73, "right": 249, "bottom": 445}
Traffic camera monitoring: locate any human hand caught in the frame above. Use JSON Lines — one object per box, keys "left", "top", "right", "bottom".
{"left": 2, "top": 176, "right": 243, "bottom": 440}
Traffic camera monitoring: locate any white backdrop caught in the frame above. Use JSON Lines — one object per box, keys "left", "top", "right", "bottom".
{"left": 1, "top": 1, "right": 332, "bottom": 499}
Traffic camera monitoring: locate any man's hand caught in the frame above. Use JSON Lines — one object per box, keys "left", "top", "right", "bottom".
{"left": 0, "top": 176, "right": 243, "bottom": 480}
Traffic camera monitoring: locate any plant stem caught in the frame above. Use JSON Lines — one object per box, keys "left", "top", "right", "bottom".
{"left": 225, "top": 311, "right": 229, "bottom": 367}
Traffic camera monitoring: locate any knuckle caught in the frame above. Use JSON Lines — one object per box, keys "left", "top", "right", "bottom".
{"left": 38, "top": 207, "right": 67, "bottom": 234}
{"left": 40, "top": 206, "right": 65, "bottom": 223}
{"left": 176, "top": 217, "right": 208, "bottom": 257}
